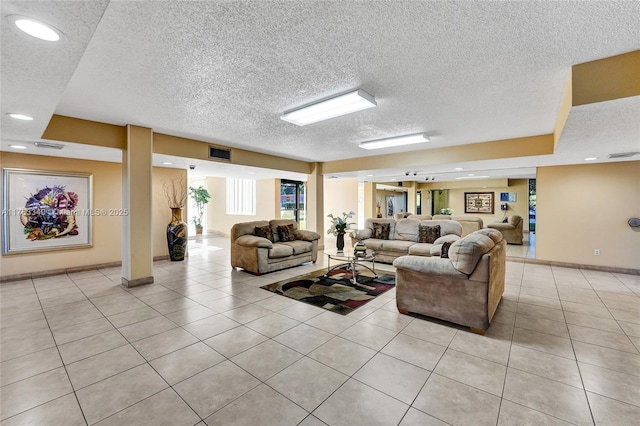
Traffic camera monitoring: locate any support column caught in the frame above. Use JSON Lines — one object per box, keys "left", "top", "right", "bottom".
{"left": 405, "top": 181, "right": 417, "bottom": 214}
{"left": 364, "top": 182, "right": 377, "bottom": 219}
{"left": 121, "top": 125, "right": 154, "bottom": 287}
{"left": 307, "top": 163, "right": 324, "bottom": 249}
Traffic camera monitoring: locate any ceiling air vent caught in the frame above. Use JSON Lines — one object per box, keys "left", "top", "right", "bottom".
{"left": 208, "top": 146, "right": 231, "bottom": 161}
{"left": 608, "top": 151, "right": 639, "bottom": 159}
{"left": 34, "top": 142, "right": 64, "bottom": 150}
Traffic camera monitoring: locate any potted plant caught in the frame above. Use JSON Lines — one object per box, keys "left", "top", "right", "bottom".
{"left": 188, "top": 185, "right": 211, "bottom": 235}
{"left": 441, "top": 208, "right": 454, "bottom": 215}
{"left": 327, "top": 211, "right": 356, "bottom": 251}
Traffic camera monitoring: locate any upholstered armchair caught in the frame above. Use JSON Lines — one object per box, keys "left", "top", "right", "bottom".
{"left": 487, "top": 215, "right": 524, "bottom": 245}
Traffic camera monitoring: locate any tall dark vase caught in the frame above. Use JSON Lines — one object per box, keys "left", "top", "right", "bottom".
{"left": 167, "top": 208, "right": 188, "bottom": 261}
{"left": 336, "top": 232, "right": 345, "bottom": 251}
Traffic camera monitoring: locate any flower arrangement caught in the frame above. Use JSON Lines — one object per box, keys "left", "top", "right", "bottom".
{"left": 441, "top": 208, "right": 454, "bottom": 215}
{"left": 327, "top": 211, "right": 356, "bottom": 236}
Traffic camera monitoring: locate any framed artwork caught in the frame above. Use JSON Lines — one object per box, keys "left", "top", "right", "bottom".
{"left": 2, "top": 168, "right": 93, "bottom": 255}
{"left": 465, "top": 192, "right": 494, "bottom": 214}
{"left": 500, "top": 192, "right": 517, "bottom": 202}
{"left": 386, "top": 196, "right": 394, "bottom": 217}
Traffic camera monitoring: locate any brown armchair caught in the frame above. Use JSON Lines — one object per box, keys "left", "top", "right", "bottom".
{"left": 487, "top": 215, "right": 524, "bottom": 245}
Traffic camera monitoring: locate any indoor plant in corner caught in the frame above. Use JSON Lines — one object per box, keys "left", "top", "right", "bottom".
{"left": 188, "top": 185, "right": 211, "bottom": 235}
{"left": 163, "top": 177, "right": 188, "bottom": 261}
{"left": 327, "top": 211, "right": 356, "bottom": 251}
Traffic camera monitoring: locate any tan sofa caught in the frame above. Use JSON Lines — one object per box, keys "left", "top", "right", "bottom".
{"left": 487, "top": 215, "right": 524, "bottom": 244}
{"left": 431, "top": 215, "right": 484, "bottom": 237}
{"left": 231, "top": 219, "right": 321, "bottom": 275}
{"left": 350, "top": 218, "right": 462, "bottom": 263}
{"left": 393, "top": 228, "right": 506, "bottom": 334}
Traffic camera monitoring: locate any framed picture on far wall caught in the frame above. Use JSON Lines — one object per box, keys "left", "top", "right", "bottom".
{"left": 2, "top": 168, "right": 93, "bottom": 255}
{"left": 386, "top": 196, "right": 394, "bottom": 217}
{"left": 465, "top": 192, "right": 494, "bottom": 214}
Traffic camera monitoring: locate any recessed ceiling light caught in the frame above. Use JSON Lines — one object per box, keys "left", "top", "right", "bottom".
{"left": 9, "top": 15, "right": 64, "bottom": 42}
{"left": 281, "top": 89, "right": 376, "bottom": 126}
{"left": 585, "top": 157, "right": 597, "bottom": 161}
{"left": 366, "top": 174, "right": 373, "bottom": 177}
{"left": 468, "top": 174, "right": 475, "bottom": 176}
{"left": 455, "top": 167, "right": 463, "bottom": 171}
{"left": 248, "top": 172, "right": 257, "bottom": 175}
{"left": 390, "top": 178, "right": 396, "bottom": 181}
{"left": 162, "top": 162, "right": 172, "bottom": 165}
{"left": 9, "top": 144, "right": 27, "bottom": 150}
{"left": 359, "top": 133, "right": 429, "bottom": 150}
{"left": 7, "top": 113, "right": 34, "bottom": 121}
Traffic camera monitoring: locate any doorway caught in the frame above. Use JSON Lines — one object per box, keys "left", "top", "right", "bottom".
{"left": 280, "top": 179, "right": 306, "bottom": 229}
{"left": 431, "top": 189, "right": 449, "bottom": 216}
{"left": 416, "top": 190, "right": 422, "bottom": 215}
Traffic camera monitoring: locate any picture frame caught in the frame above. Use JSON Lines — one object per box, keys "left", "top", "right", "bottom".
{"left": 465, "top": 192, "right": 494, "bottom": 214}
{"left": 500, "top": 192, "right": 517, "bottom": 202}
{"left": 386, "top": 196, "right": 394, "bottom": 217}
{"left": 2, "top": 168, "right": 93, "bottom": 255}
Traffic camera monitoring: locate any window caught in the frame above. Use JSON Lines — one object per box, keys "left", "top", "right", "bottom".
{"left": 226, "top": 178, "right": 256, "bottom": 215}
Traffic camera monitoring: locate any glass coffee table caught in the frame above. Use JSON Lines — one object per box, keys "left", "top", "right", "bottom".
{"left": 324, "top": 248, "right": 377, "bottom": 286}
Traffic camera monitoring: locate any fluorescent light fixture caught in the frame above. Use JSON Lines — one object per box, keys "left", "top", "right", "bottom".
{"left": 454, "top": 167, "right": 463, "bottom": 171}
{"left": 7, "top": 113, "right": 34, "bottom": 121}
{"left": 34, "top": 142, "right": 63, "bottom": 149}
{"left": 162, "top": 162, "right": 172, "bottom": 165}
{"left": 366, "top": 174, "right": 373, "bottom": 177}
{"left": 585, "top": 157, "right": 597, "bottom": 161}
{"left": 359, "top": 133, "right": 429, "bottom": 150}
{"left": 9, "top": 145, "right": 27, "bottom": 150}
{"left": 281, "top": 89, "right": 376, "bottom": 126}
{"left": 455, "top": 175, "right": 490, "bottom": 180}
{"left": 9, "top": 15, "right": 64, "bottom": 42}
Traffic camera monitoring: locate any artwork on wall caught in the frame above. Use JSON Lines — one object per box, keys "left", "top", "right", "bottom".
{"left": 386, "top": 196, "right": 394, "bottom": 217}
{"left": 465, "top": 192, "right": 494, "bottom": 214}
{"left": 2, "top": 168, "right": 93, "bottom": 254}
{"left": 500, "top": 192, "right": 517, "bottom": 202}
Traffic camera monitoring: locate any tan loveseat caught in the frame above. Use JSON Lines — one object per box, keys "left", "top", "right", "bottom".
{"left": 487, "top": 215, "right": 524, "bottom": 244}
{"left": 393, "top": 228, "right": 506, "bottom": 334}
{"left": 432, "top": 215, "right": 484, "bottom": 237}
{"left": 231, "top": 219, "right": 321, "bottom": 275}
{"left": 350, "top": 218, "right": 462, "bottom": 263}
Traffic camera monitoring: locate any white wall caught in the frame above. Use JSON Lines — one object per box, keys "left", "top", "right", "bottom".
{"left": 324, "top": 177, "right": 359, "bottom": 249}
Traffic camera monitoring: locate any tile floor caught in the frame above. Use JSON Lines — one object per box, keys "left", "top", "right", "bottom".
{"left": 1, "top": 236, "right": 639, "bottom": 425}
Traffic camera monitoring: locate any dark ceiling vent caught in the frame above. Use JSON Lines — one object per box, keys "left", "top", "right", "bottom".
{"left": 209, "top": 146, "right": 231, "bottom": 161}
{"left": 34, "top": 142, "right": 64, "bottom": 149}
{"left": 608, "top": 151, "right": 639, "bottom": 159}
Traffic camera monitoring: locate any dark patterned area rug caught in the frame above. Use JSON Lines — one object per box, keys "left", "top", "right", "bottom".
{"left": 260, "top": 267, "right": 395, "bottom": 315}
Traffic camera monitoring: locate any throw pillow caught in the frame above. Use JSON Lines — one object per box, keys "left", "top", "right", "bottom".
{"left": 277, "top": 224, "right": 296, "bottom": 242}
{"left": 441, "top": 241, "right": 452, "bottom": 258}
{"left": 418, "top": 224, "right": 441, "bottom": 244}
{"left": 254, "top": 225, "right": 274, "bottom": 242}
{"left": 502, "top": 217, "right": 508, "bottom": 223}
{"left": 372, "top": 222, "right": 391, "bottom": 240}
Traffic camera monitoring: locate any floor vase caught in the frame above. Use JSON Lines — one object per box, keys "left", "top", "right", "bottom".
{"left": 167, "top": 208, "right": 188, "bottom": 261}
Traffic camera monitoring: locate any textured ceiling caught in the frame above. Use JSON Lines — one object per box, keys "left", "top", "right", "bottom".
{"left": 1, "top": 1, "right": 639, "bottom": 180}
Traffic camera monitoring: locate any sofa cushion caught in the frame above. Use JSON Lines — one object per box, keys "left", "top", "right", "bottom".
{"left": 380, "top": 240, "right": 414, "bottom": 253}
{"left": 231, "top": 220, "right": 270, "bottom": 242}
{"left": 408, "top": 243, "right": 434, "bottom": 256}
{"left": 363, "top": 239, "right": 385, "bottom": 251}
{"left": 419, "top": 224, "right": 440, "bottom": 243}
{"left": 280, "top": 240, "right": 313, "bottom": 255}
{"left": 448, "top": 233, "right": 496, "bottom": 275}
{"left": 277, "top": 224, "right": 296, "bottom": 242}
{"left": 372, "top": 222, "right": 391, "bottom": 240}
{"left": 254, "top": 225, "right": 274, "bottom": 242}
{"left": 434, "top": 234, "right": 460, "bottom": 245}
{"left": 268, "top": 243, "right": 294, "bottom": 259}
{"left": 429, "top": 220, "right": 463, "bottom": 237}
{"left": 394, "top": 219, "right": 419, "bottom": 242}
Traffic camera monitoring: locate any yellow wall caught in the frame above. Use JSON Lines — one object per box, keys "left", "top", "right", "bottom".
{"left": 537, "top": 161, "right": 640, "bottom": 270}
{"left": 0, "top": 153, "right": 184, "bottom": 277}
{"left": 205, "top": 177, "right": 277, "bottom": 236}
{"left": 418, "top": 178, "right": 529, "bottom": 223}
{"left": 324, "top": 178, "right": 359, "bottom": 248}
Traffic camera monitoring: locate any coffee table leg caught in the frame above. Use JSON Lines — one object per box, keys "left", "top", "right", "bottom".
{"left": 350, "top": 258, "right": 357, "bottom": 285}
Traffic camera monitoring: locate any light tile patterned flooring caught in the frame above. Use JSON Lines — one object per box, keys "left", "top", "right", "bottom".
{"left": 1, "top": 236, "right": 639, "bottom": 425}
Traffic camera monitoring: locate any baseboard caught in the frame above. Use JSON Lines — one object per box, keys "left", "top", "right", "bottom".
{"left": 0, "top": 255, "right": 171, "bottom": 283}
{"left": 506, "top": 256, "right": 640, "bottom": 276}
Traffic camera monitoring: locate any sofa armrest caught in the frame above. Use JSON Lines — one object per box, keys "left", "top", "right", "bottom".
{"left": 393, "top": 255, "right": 463, "bottom": 276}
{"left": 351, "top": 228, "right": 373, "bottom": 241}
{"left": 234, "top": 235, "right": 273, "bottom": 248}
{"left": 487, "top": 223, "right": 514, "bottom": 230}
{"left": 295, "top": 230, "right": 321, "bottom": 241}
